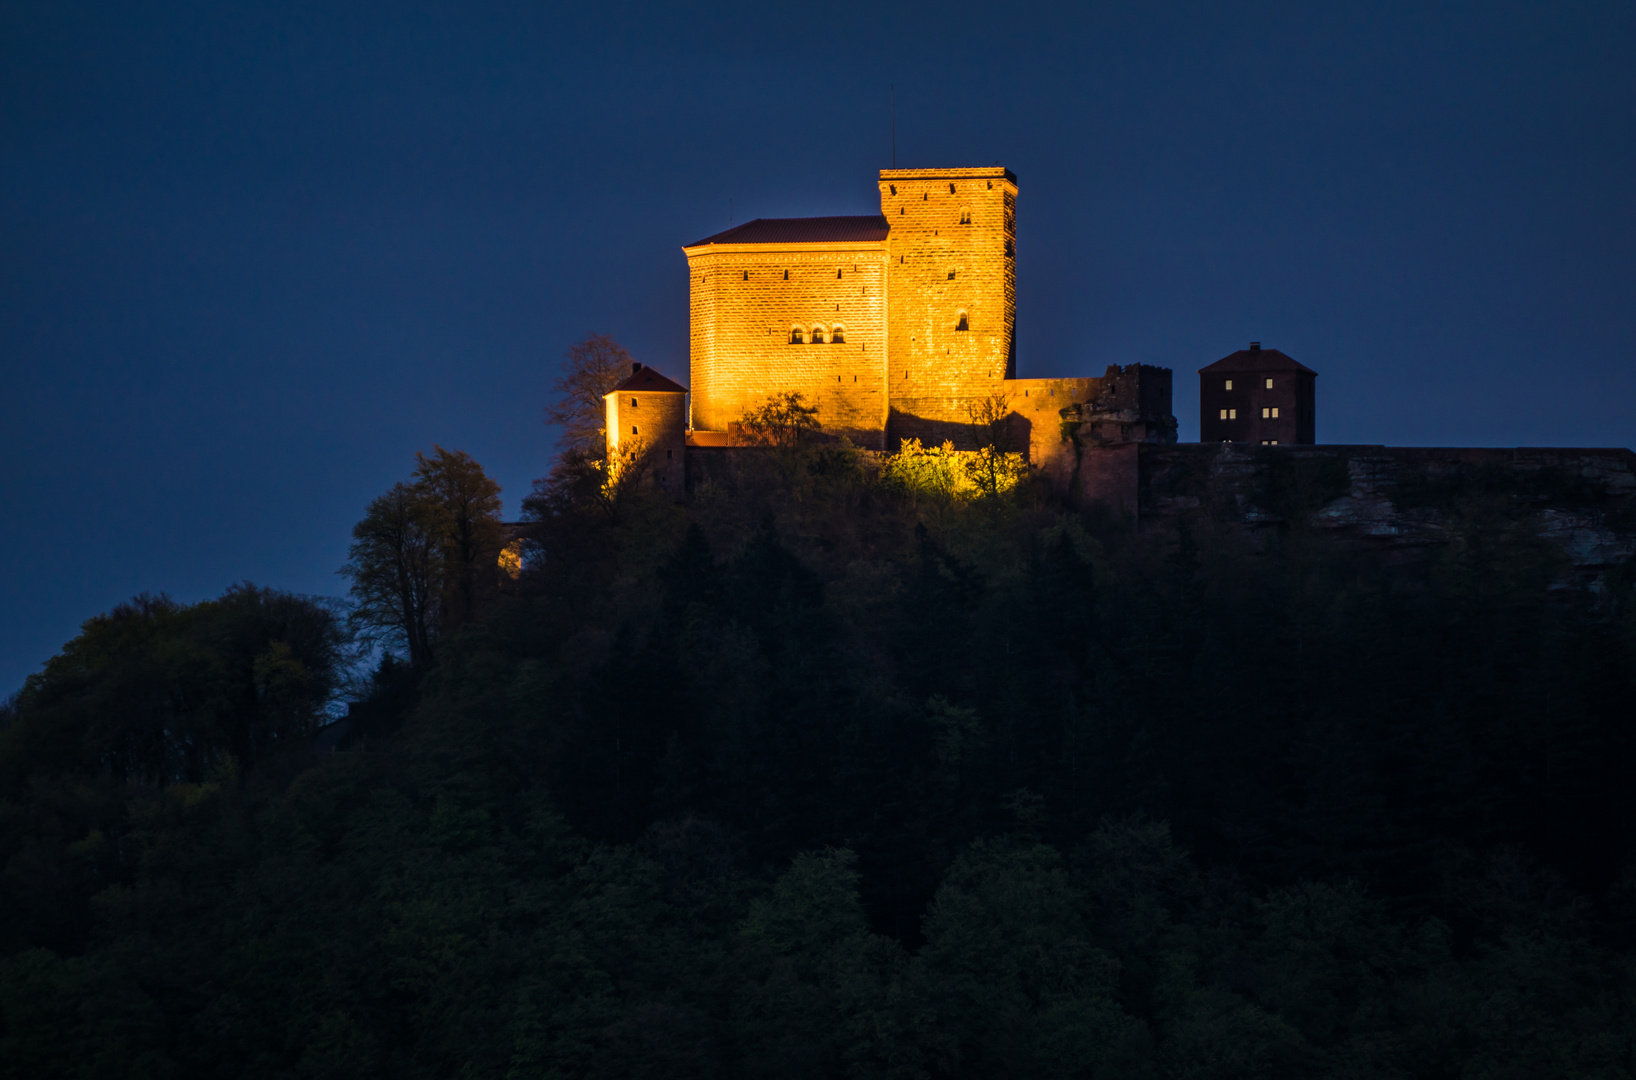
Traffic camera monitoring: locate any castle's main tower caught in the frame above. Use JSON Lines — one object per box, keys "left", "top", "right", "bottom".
{"left": 680, "top": 165, "right": 1018, "bottom": 450}
{"left": 880, "top": 166, "right": 1017, "bottom": 445}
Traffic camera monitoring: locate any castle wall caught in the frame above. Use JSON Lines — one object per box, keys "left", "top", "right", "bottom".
{"left": 1138, "top": 443, "right": 1636, "bottom": 583}
{"left": 685, "top": 245, "right": 889, "bottom": 446}
{"left": 880, "top": 167, "right": 1018, "bottom": 448}
{"left": 1004, "top": 377, "right": 1102, "bottom": 483}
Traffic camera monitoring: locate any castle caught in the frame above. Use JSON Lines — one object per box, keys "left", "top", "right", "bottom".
{"left": 606, "top": 165, "right": 1178, "bottom": 501}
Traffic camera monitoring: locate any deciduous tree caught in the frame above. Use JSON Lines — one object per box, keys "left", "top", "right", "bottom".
{"left": 736, "top": 391, "right": 820, "bottom": 448}
{"left": 413, "top": 446, "right": 506, "bottom": 628}
{"left": 545, "top": 333, "right": 634, "bottom": 456}
{"left": 342, "top": 481, "right": 442, "bottom": 671}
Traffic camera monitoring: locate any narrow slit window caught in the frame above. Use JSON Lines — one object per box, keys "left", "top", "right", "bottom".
{"left": 948, "top": 182, "right": 955, "bottom": 193}
{"left": 742, "top": 270, "right": 748, "bottom": 281}
{"left": 837, "top": 269, "right": 842, "bottom": 279}
{"left": 889, "top": 184, "right": 896, "bottom": 195}
{"left": 631, "top": 397, "right": 638, "bottom": 406}
{"left": 631, "top": 426, "right": 638, "bottom": 435}
{"left": 783, "top": 269, "right": 789, "bottom": 279}
{"left": 960, "top": 208, "right": 971, "bottom": 224}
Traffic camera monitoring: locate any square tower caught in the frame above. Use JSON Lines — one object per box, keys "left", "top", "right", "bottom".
{"left": 605, "top": 362, "right": 689, "bottom": 492}
{"left": 880, "top": 166, "right": 1018, "bottom": 447}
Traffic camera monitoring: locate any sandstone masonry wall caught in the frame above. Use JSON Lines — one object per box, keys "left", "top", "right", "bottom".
{"left": 880, "top": 167, "right": 1017, "bottom": 447}
{"left": 686, "top": 245, "right": 890, "bottom": 446}
{"left": 607, "top": 388, "right": 688, "bottom": 492}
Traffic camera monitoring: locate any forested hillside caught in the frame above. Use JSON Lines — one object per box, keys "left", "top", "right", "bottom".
{"left": 3, "top": 431, "right": 1635, "bottom": 1078}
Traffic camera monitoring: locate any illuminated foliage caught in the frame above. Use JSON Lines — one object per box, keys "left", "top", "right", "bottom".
{"left": 879, "top": 438, "right": 1026, "bottom": 501}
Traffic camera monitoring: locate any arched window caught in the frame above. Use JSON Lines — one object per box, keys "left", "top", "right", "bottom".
{"left": 960, "top": 208, "right": 971, "bottom": 224}
{"left": 831, "top": 325, "right": 845, "bottom": 343}
{"left": 955, "top": 312, "right": 969, "bottom": 332}
{"left": 789, "top": 327, "right": 804, "bottom": 344}
{"left": 810, "top": 326, "right": 825, "bottom": 344}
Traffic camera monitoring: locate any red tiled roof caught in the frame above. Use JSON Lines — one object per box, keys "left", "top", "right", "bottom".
{"left": 1199, "top": 347, "right": 1317, "bottom": 375}
{"left": 611, "top": 365, "right": 687, "bottom": 394}
{"left": 686, "top": 215, "right": 891, "bottom": 247}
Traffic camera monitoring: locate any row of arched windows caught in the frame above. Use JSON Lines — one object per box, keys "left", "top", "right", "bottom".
{"left": 789, "top": 325, "right": 846, "bottom": 345}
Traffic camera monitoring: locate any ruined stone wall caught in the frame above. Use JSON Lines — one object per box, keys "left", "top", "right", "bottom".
{"left": 1003, "top": 377, "right": 1102, "bottom": 482}
{"left": 1137, "top": 442, "right": 1636, "bottom": 585}
{"left": 880, "top": 167, "right": 1017, "bottom": 447}
{"left": 686, "top": 245, "right": 890, "bottom": 446}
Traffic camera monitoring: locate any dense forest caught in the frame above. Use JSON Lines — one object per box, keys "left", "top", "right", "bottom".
{"left": 3, "top": 351, "right": 1635, "bottom": 1077}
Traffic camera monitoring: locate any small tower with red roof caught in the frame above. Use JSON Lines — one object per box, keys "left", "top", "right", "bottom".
{"left": 604, "top": 362, "right": 688, "bottom": 492}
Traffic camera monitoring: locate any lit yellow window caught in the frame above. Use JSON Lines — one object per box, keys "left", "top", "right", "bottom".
{"left": 1265, "top": 378, "right": 1274, "bottom": 389}
{"left": 1219, "top": 409, "right": 1228, "bottom": 420}
{"left": 1271, "top": 407, "right": 1279, "bottom": 418}
{"left": 1225, "top": 379, "right": 1233, "bottom": 390}
{"left": 1262, "top": 407, "right": 1270, "bottom": 419}
{"left": 1270, "top": 440, "right": 1278, "bottom": 444}
{"left": 1229, "top": 409, "right": 1237, "bottom": 419}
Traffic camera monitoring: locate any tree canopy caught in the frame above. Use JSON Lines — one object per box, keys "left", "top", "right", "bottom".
{"left": 4, "top": 436, "right": 1636, "bottom": 1077}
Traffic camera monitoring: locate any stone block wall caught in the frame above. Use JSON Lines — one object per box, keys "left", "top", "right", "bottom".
{"left": 686, "top": 246, "right": 890, "bottom": 446}
{"left": 1138, "top": 442, "right": 1636, "bottom": 584}
{"left": 880, "top": 167, "right": 1018, "bottom": 446}
{"left": 606, "top": 388, "right": 688, "bottom": 493}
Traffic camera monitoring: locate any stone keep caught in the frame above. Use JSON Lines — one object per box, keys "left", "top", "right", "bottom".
{"left": 683, "top": 166, "right": 1020, "bottom": 450}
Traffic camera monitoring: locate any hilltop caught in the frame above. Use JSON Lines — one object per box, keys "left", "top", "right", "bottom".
{"left": 3, "top": 436, "right": 1634, "bottom": 1078}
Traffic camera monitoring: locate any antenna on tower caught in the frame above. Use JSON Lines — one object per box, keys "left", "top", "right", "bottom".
{"left": 890, "top": 83, "right": 896, "bottom": 168}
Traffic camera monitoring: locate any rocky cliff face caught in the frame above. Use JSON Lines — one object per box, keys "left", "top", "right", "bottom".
{"left": 1135, "top": 443, "right": 1636, "bottom": 587}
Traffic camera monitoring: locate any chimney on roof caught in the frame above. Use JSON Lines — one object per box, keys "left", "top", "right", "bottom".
{"left": 1249, "top": 341, "right": 1261, "bottom": 352}
{"left": 632, "top": 362, "right": 642, "bottom": 373}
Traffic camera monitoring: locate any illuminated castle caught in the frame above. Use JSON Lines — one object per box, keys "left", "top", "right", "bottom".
{"left": 607, "top": 165, "right": 1177, "bottom": 504}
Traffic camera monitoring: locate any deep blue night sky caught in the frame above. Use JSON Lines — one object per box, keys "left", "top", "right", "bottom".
{"left": 3, "top": 0, "right": 1633, "bottom": 694}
